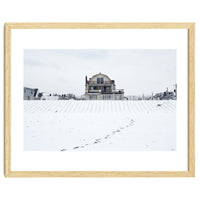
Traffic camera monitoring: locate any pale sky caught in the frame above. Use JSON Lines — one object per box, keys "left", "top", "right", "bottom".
{"left": 24, "top": 49, "right": 176, "bottom": 96}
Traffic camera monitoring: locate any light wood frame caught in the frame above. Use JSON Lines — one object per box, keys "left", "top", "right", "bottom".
{"left": 4, "top": 23, "right": 195, "bottom": 177}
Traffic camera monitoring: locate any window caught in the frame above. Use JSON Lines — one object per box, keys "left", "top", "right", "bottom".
{"left": 103, "top": 95, "right": 111, "bottom": 100}
{"left": 97, "top": 77, "right": 104, "bottom": 84}
{"left": 115, "top": 95, "right": 121, "bottom": 100}
{"left": 90, "top": 95, "right": 97, "bottom": 100}
{"left": 103, "top": 86, "right": 110, "bottom": 93}
{"left": 90, "top": 86, "right": 98, "bottom": 90}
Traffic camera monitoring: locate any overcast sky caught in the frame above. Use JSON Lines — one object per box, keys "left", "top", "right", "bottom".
{"left": 24, "top": 49, "right": 176, "bottom": 96}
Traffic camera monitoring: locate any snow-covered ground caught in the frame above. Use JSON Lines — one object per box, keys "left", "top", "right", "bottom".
{"left": 24, "top": 100, "right": 176, "bottom": 151}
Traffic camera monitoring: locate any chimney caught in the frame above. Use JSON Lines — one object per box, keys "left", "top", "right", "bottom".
{"left": 85, "top": 76, "right": 88, "bottom": 85}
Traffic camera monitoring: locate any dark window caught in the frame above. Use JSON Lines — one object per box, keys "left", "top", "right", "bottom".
{"left": 90, "top": 86, "right": 98, "bottom": 90}
{"left": 97, "top": 77, "right": 104, "bottom": 84}
{"left": 103, "top": 86, "right": 109, "bottom": 92}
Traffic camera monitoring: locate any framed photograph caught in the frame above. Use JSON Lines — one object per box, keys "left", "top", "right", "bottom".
{"left": 5, "top": 23, "right": 195, "bottom": 177}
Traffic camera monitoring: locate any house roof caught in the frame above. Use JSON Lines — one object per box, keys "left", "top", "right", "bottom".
{"left": 90, "top": 72, "right": 112, "bottom": 81}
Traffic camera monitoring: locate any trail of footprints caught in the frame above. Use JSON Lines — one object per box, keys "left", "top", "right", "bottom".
{"left": 61, "top": 118, "right": 135, "bottom": 151}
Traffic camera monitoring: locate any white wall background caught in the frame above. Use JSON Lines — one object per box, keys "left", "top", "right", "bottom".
{"left": 0, "top": 0, "right": 199, "bottom": 200}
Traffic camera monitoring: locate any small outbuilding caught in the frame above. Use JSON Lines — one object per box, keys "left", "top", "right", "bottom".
{"left": 24, "top": 87, "right": 39, "bottom": 100}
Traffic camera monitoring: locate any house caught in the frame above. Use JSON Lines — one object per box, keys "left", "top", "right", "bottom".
{"left": 24, "top": 87, "right": 39, "bottom": 100}
{"left": 153, "top": 88, "right": 176, "bottom": 100}
{"left": 162, "top": 91, "right": 175, "bottom": 100}
{"left": 85, "top": 73, "right": 124, "bottom": 100}
{"left": 153, "top": 92, "right": 163, "bottom": 100}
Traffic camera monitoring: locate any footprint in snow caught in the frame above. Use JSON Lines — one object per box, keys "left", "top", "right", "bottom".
{"left": 105, "top": 135, "right": 110, "bottom": 139}
{"left": 112, "top": 131, "right": 116, "bottom": 135}
{"left": 61, "top": 149, "right": 67, "bottom": 151}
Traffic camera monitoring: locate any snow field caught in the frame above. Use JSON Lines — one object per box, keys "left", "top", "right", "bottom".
{"left": 24, "top": 100, "right": 176, "bottom": 151}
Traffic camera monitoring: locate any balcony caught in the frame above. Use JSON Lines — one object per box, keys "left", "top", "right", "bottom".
{"left": 88, "top": 90, "right": 112, "bottom": 94}
{"left": 101, "top": 91, "right": 112, "bottom": 94}
{"left": 88, "top": 81, "right": 113, "bottom": 85}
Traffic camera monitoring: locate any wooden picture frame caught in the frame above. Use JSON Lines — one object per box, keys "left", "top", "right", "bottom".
{"left": 5, "top": 23, "right": 195, "bottom": 177}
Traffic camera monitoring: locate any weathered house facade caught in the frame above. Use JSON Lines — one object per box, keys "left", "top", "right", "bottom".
{"left": 24, "top": 87, "right": 39, "bottom": 100}
{"left": 85, "top": 73, "right": 124, "bottom": 100}
{"left": 153, "top": 89, "right": 176, "bottom": 100}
